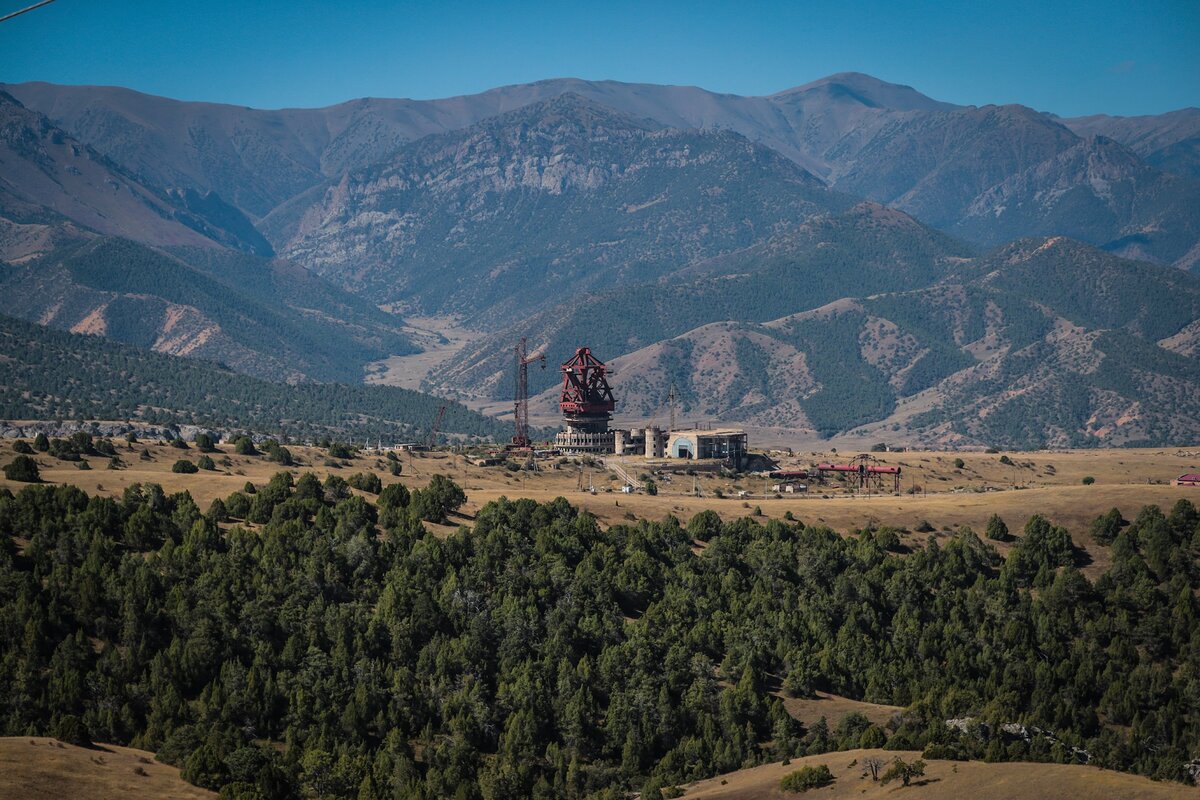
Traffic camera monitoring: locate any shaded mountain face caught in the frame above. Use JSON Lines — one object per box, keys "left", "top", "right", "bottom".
{"left": 0, "top": 91, "right": 214, "bottom": 254}
{"left": 0, "top": 92, "right": 271, "bottom": 258}
{"left": 1, "top": 73, "right": 953, "bottom": 201}
{"left": 11, "top": 75, "right": 1199, "bottom": 272}
{"left": 953, "top": 135, "right": 1200, "bottom": 266}
{"left": 1062, "top": 108, "right": 1200, "bottom": 181}
{"left": 517, "top": 238, "right": 1200, "bottom": 448}
{"left": 0, "top": 313, "right": 507, "bottom": 442}
{"left": 270, "top": 94, "right": 850, "bottom": 316}
{"left": 0, "top": 236, "right": 413, "bottom": 382}
{"left": 428, "top": 202, "right": 973, "bottom": 400}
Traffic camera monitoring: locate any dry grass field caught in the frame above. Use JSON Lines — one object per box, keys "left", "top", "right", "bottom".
{"left": 5, "top": 437, "right": 1196, "bottom": 577}
{"left": 776, "top": 693, "right": 902, "bottom": 731}
{"left": 0, "top": 737, "right": 214, "bottom": 800}
{"left": 677, "top": 748, "right": 1195, "bottom": 799}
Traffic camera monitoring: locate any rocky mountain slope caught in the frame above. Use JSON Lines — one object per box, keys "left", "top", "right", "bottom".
{"left": 0, "top": 92, "right": 213, "bottom": 255}
{"left": 269, "top": 93, "right": 850, "bottom": 315}
{"left": 522, "top": 238, "right": 1200, "bottom": 448}
{"left": 0, "top": 91, "right": 416, "bottom": 383}
{"left": 10, "top": 75, "right": 1199, "bottom": 270}
{"left": 429, "top": 202, "right": 972, "bottom": 400}
{"left": 0, "top": 236, "right": 413, "bottom": 382}
{"left": 1062, "top": 107, "right": 1200, "bottom": 180}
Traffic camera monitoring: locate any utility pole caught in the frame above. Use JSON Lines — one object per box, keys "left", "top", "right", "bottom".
{"left": 667, "top": 383, "right": 678, "bottom": 433}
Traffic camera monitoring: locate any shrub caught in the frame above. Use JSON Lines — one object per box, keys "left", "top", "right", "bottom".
{"left": 328, "top": 442, "right": 353, "bottom": 459}
{"left": 881, "top": 758, "right": 925, "bottom": 787}
{"left": 1090, "top": 507, "right": 1125, "bottom": 545}
{"left": 207, "top": 498, "right": 228, "bottom": 523}
{"left": 172, "top": 460, "right": 199, "bottom": 474}
{"left": 875, "top": 528, "right": 902, "bottom": 551}
{"left": 1081, "top": 476, "right": 1095, "bottom": 485}
{"left": 232, "top": 436, "right": 258, "bottom": 456}
{"left": 410, "top": 474, "right": 466, "bottom": 523}
{"left": 986, "top": 513, "right": 1009, "bottom": 541}
{"left": 197, "top": 455, "right": 216, "bottom": 471}
{"left": 33, "top": 432, "right": 50, "bottom": 451}
{"left": 688, "top": 509, "right": 722, "bottom": 542}
{"left": 999, "top": 455, "right": 1014, "bottom": 466}
{"left": 13, "top": 440, "right": 34, "bottom": 454}
{"left": 52, "top": 714, "right": 90, "bottom": 747}
{"left": 378, "top": 483, "right": 411, "bottom": 510}
{"left": 780, "top": 764, "right": 834, "bottom": 792}
{"left": 170, "top": 437, "right": 190, "bottom": 450}
{"left": 225, "top": 492, "right": 251, "bottom": 519}
{"left": 194, "top": 432, "right": 218, "bottom": 452}
{"left": 348, "top": 472, "right": 383, "bottom": 494}
{"left": 263, "top": 441, "right": 293, "bottom": 466}
{"left": 3, "top": 455, "right": 40, "bottom": 482}
{"left": 77, "top": 460, "right": 91, "bottom": 471}
{"left": 953, "top": 457, "right": 965, "bottom": 469}
{"left": 644, "top": 479, "right": 658, "bottom": 496}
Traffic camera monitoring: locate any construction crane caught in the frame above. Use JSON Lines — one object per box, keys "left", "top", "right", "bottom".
{"left": 426, "top": 402, "right": 447, "bottom": 449}
{"left": 512, "top": 337, "right": 545, "bottom": 448}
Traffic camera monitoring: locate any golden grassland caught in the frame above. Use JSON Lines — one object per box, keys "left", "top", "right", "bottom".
{"left": 776, "top": 693, "right": 902, "bottom": 732}
{"left": 0, "top": 737, "right": 214, "bottom": 800}
{"left": 3, "top": 439, "right": 1196, "bottom": 577}
{"left": 677, "top": 748, "right": 1195, "bottom": 799}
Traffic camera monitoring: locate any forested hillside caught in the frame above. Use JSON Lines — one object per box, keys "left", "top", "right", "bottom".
{"left": 0, "top": 237, "right": 413, "bottom": 383}
{"left": 0, "top": 314, "right": 505, "bottom": 443}
{"left": 1, "top": 479, "right": 1196, "bottom": 798}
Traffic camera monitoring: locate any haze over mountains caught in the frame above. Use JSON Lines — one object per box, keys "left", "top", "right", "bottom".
{"left": 3, "top": 72, "right": 1199, "bottom": 447}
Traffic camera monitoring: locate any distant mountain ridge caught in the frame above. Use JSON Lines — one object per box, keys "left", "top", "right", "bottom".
{"left": 3, "top": 73, "right": 1200, "bottom": 447}
{"left": 8, "top": 74, "right": 1199, "bottom": 270}
{"left": 268, "top": 93, "right": 850, "bottom": 316}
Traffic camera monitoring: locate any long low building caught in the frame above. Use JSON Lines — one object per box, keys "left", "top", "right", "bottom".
{"left": 666, "top": 429, "right": 747, "bottom": 467}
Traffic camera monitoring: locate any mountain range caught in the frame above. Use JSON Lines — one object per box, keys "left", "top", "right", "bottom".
{"left": 2, "top": 73, "right": 1199, "bottom": 447}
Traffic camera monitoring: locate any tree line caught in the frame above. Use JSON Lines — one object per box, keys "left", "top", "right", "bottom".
{"left": 0, "top": 475, "right": 1196, "bottom": 798}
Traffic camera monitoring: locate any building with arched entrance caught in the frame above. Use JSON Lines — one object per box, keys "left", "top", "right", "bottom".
{"left": 666, "top": 429, "right": 747, "bottom": 468}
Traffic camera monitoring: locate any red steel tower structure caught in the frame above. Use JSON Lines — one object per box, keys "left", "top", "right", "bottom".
{"left": 559, "top": 347, "right": 616, "bottom": 435}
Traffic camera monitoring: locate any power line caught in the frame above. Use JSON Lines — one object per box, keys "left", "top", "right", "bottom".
{"left": 0, "top": 0, "right": 56, "bottom": 25}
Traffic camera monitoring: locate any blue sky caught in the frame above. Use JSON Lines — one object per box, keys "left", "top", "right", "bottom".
{"left": 2, "top": 0, "right": 1197, "bottom": 116}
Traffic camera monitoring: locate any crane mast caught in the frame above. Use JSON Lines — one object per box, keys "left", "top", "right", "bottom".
{"left": 512, "top": 337, "right": 546, "bottom": 448}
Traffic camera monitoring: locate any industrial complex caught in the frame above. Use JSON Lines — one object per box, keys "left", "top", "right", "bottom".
{"left": 520, "top": 345, "right": 751, "bottom": 469}
{"left": 507, "top": 343, "right": 905, "bottom": 493}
